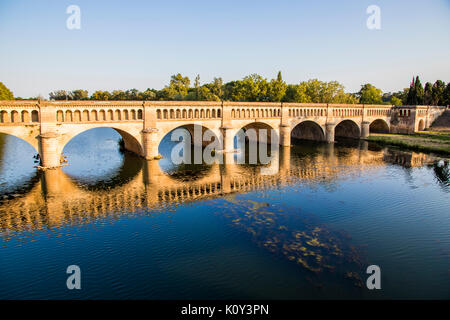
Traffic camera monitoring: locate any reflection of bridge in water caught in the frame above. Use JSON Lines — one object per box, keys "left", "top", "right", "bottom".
{"left": 0, "top": 144, "right": 436, "bottom": 233}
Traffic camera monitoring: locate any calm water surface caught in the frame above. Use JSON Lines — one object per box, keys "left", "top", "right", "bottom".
{"left": 0, "top": 128, "right": 449, "bottom": 299}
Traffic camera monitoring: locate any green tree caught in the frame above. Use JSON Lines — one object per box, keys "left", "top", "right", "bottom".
{"left": 300, "top": 79, "right": 323, "bottom": 103}
{"left": 49, "top": 90, "right": 71, "bottom": 100}
{"left": 222, "top": 74, "right": 269, "bottom": 102}
{"left": 444, "top": 83, "right": 450, "bottom": 106}
{"left": 390, "top": 96, "right": 402, "bottom": 105}
{"left": 282, "top": 84, "right": 310, "bottom": 102}
{"left": 186, "top": 86, "right": 220, "bottom": 101}
{"left": 161, "top": 73, "right": 191, "bottom": 100}
{"left": 124, "top": 88, "right": 140, "bottom": 100}
{"left": 357, "top": 84, "right": 383, "bottom": 104}
{"left": 111, "top": 90, "right": 127, "bottom": 100}
{"left": 423, "top": 82, "right": 433, "bottom": 105}
{"left": 71, "top": 89, "right": 89, "bottom": 100}
{"left": 266, "top": 71, "right": 287, "bottom": 102}
{"left": 207, "top": 77, "right": 223, "bottom": 100}
{"left": 140, "top": 88, "right": 157, "bottom": 100}
{"left": 192, "top": 75, "right": 201, "bottom": 100}
{"left": 91, "top": 90, "right": 111, "bottom": 100}
{"left": 239, "top": 74, "right": 269, "bottom": 101}
{"left": 414, "top": 76, "right": 424, "bottom": 104}
{"left": 0, "top": 82, "right": 14, "bottom": 100}
{"left": 431, "top": 80, "right": 446, "bottom": 105}
{"left": 406, "top": 77, "right": 416, "bottom": 105}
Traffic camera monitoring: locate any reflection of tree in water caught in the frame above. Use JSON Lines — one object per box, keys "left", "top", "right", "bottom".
{"left": 431, "top": 160, "right": 449, "bottom": 190}
{"left": 216, "top": 197, "right": 366, "bottom": 288}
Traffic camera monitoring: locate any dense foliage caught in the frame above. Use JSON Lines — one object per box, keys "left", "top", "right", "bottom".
{"left": 46, "top": 72, "right": 371, "bottom": 104}
{"left": 0, "top": 82, "right": 14, "bottom": 100}
{"left": 5, "top": 73, "right": 449, "bottom": 105}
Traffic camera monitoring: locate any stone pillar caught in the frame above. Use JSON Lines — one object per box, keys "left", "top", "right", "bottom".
{"left": 279, "top": 124, "right": 291, "bottom": 147}
{"left": 142, "top": 128, "right": 159, "bottom": 159}
{"left": 38, "top": 132, "right": 61, "bottom": 168}
{"left": 358, "top": 140, "right": 369, "bottom": 152}
{"left": 41, "top": 168, "right": 65, "bottom": 197}
{"left": 220, "top": 161, "right": 234, "bottom": 194}
{"left": 143, "top": 102, "right": 157, "bottom": 128}
{"left": 324, "top": 142, "right": 335, "bottom": 158}
{"left": 279, "top": 146, "right": 291, "bottom": 178}
{"left": 221, "top": 126, "right": 234, "bottom": 152}
{"left": 39, "top": 102, "right": 58, "bottom": 133}
{"left": 360, "top": 121, "right": 370, "bottom": 139}
{"left": 143, "top": 159, "right": 163, "bottom": 206}
{"left": 325, "top": 123, "right": 335, "bottom": 143}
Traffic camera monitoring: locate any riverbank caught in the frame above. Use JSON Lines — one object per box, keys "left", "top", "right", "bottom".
{"left": 367, "top": 132, "right": 450, "bottom": 156}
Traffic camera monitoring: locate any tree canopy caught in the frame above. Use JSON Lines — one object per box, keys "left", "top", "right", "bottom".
{"left": 357, "top": 84, "right": 383, "bottom": 104}
{"left": 9, "top": 73, "right": 448, "bottom": 105}
{"left": 0, "top": 82, "right": 14, "bottom": 100}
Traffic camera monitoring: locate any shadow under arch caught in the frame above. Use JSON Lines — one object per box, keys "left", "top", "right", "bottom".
{"left": 418, "top": 119, "right": 425, "bottom": 131}
{"left": 61, "top": 127, "right": 143, "bottom": 190}
{"left": 335, "top": 120, "right": 360, "bottom": 139}
{"left": 369, "top": 119, "right": 390, "bottom": 134}
{"left": 235, "top": 122, "right": 279, "bottom": 145}
{"left": 291, "top": 120, "right": 325, "bottom": 143}
{"left": 157, "top": 124, "right": 219, "bottom": 182}
{"left": 232, "top": 122, "right": 279, "bottom": 168}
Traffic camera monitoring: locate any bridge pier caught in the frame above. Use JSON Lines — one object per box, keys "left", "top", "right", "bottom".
{"left": 360, "top": 121, "right": 370, "bottom": 139}
{"left": 142, "top": 128, "right": 160, "bottom": 159}
{"left": 279, "top": 124, "right": 291, "bottom": 147}
{"left": 38, "top": 132, "right": 61, "bottom": 168}
{"left": 221, "top": 126, "right": 235, "bottom": 152}
{"left": 325, "top": 123, "right": 335, "bottom": 143}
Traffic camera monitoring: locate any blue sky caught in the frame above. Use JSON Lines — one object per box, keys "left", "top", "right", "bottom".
{"left": 0, "top": 0, "right": 449, "bottom": 98}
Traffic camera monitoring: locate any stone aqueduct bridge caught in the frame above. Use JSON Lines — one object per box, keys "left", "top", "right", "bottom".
{"left": 0, "top": 100, "right": 445, "bottom": 168}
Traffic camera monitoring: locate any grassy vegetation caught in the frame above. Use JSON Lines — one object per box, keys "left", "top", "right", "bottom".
{"left": 367, "top": 132, "right": 450, "bottom": 156}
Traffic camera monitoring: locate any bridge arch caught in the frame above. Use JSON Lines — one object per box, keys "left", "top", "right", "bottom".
{"left": 418, "top": 119, "right": 425, "bottom": 131}
{"left": 157, "top": 123, "right": 221, "bottom": 152}
{"left": 235, "top": 121, "right": 278, "bottom": 144}
{"left": 60, "top": 126, "right": 144, "bottom": 158}
{"left": 335, "top": 120, "right": 360, "bottom": 139}
{"left": 291, "top": 120, "right": 325, "bottom": 142}
{"left": 369, "top": 119, "right": 390, "bottom": 134}
{"left": 0, "top": 128, "right": 40, "bottom": 153}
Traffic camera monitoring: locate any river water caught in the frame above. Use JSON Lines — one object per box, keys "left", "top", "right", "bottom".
{"left": 0, "top": 128, "right": 449, "bottom": 299}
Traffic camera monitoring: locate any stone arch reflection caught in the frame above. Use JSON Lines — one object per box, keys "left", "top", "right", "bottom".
{"left": 0, "top": 144, "right": 441, "bottom": 235}
{"left": 61, "top": 126, "right": 143, "bottom": 158}
{"left": 157, "top": 124, "right": 219, "bottom": 181}
{"left": 0, "top": 133, "right": 40, "bottom": 197}
{"left": 61, "top": 127, "right": 143, "bottom": 189}
{"left": 233, "top": 122, "right": 279, "bottom": 167}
